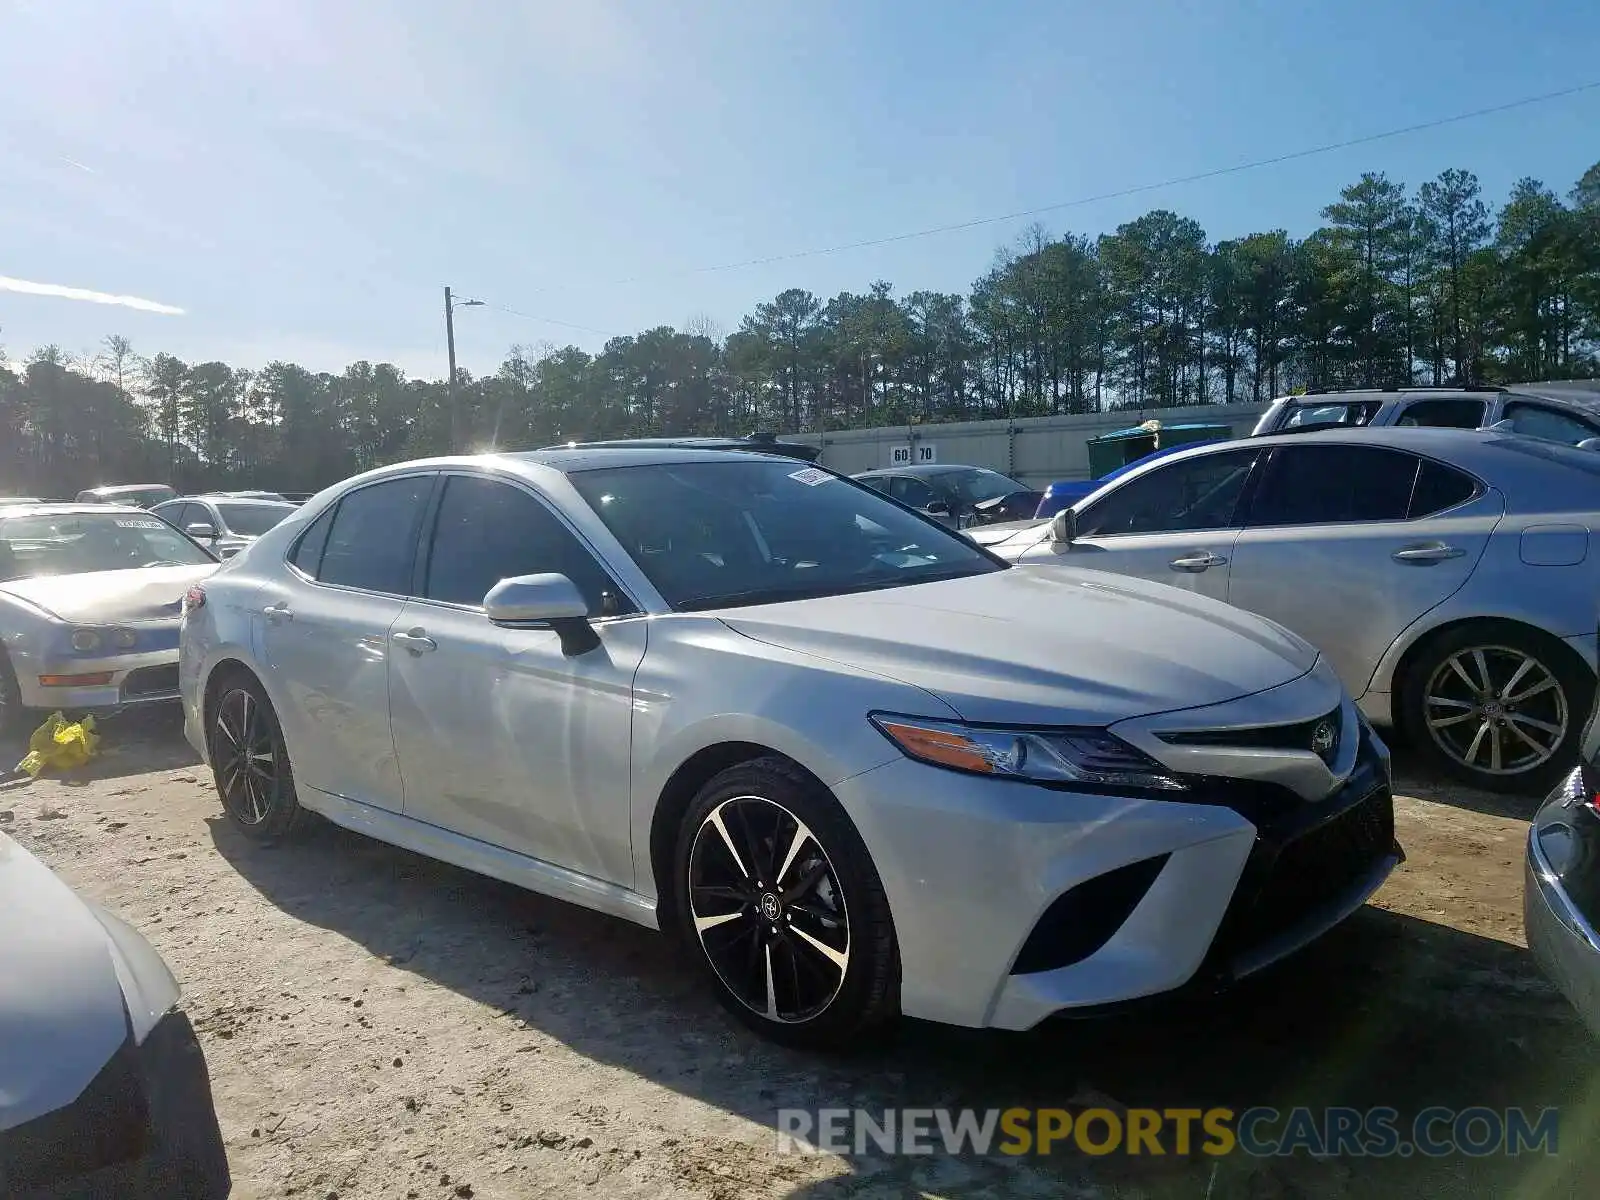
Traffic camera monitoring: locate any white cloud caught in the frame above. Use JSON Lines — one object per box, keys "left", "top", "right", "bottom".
{"left": 0, "top": 275, "right": 184, "bottom": 315}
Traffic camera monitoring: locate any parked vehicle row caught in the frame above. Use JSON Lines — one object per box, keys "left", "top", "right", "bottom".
{"left": 179, "top": 445, "right": 1406, "bottom": 1048}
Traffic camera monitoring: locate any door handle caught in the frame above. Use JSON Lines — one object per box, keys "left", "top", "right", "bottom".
{"left": 1169, "top": 551, "right": 1228, "bottom": 572}
{"left": 262, "top": 602, "right": 293, "bottom": 623}
{"left": 1392, "top": 543, "right": 1465, "bottom": 565}
{"left": 392, "top": 627, "right": 438, "bottom": 654}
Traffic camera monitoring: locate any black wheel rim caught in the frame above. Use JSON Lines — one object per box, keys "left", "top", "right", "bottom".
{"left": 1423, "top": 645, "right": 1569, "bottom": 777}
{"left": 214, "top": 689, "right": 280, "bottom": 825}
{"left": 687, "top": 795, "right": 850, "bottom": 1024}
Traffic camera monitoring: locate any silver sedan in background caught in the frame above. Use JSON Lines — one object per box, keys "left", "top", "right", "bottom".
{"left": 975, "top": 428, "right": 1600, "bottom": 794}
{"left": 151, "top": 495, "right": 298, "bottom": 559}
{"left": 0, "top": 506, "right": 218, "bottom": 735}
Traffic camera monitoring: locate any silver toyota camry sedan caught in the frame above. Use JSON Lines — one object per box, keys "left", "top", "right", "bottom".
{"left": 974, "top": 428, "right": 1600, "bottom": 795}
{"left": 180, "top": 449, "right": 1401, "bottom": 1047}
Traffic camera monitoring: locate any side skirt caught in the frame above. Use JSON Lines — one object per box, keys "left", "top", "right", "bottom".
{"left": 302, "top": 787, "right": 661, "bottom": 932}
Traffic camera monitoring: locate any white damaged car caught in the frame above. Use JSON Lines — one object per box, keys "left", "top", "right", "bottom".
{"left": 0, "top": 832, "right": 228, "bottom": 1196}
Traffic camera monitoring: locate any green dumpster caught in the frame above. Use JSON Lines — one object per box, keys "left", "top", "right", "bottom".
{"left": 1085, "top": 421, "right": 1233, "bottom": 478}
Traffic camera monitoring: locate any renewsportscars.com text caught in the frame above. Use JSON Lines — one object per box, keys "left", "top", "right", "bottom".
{"left": 776, "top": 1106, "right": 1559, "bottom": 1159}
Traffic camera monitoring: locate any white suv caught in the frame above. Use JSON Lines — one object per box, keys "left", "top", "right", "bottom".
{"left": 1252, "top": 386, "right": 1600, "bottom": 448}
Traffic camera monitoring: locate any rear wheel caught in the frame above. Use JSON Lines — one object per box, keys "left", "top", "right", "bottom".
{"left": 207, "top": 672, "right": 306, "bottom": 840}
{"left": 0, "top": 646, "right": 24, "bottom": 739}
{"left": 672, "top": 756, "right": 899, "bottom": 1050}
{"left": 1402, "top": 624, "right": 1593, "bottom": 795}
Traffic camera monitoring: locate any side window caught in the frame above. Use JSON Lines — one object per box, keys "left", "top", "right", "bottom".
{"left": 892, "top": 477, "right": 940, "bottom": 508}
{"left": 1248, "top": 446, "right": 1418, "bottom": 527}
{"left": 153, "top": 502, "right": 189, "bottom": 530}
{"left": 1408, "top": 460, "right": 1479, "bottom": 518}
{"left": 317, "top": 476, "right": 433, "bottom": 593}
{"left": 1395, "top": 398, "right": 1487, "bottom": 429}
{"left": 858, "top": 476, "right": 893, "bottom": 496}
{"left": 1078, "top": 450, "right": 1260, "bottom": 537}
{"left": 291, "top": 505, "right": 336, "bottom": 576}
{"left": 423, "top": 475, "right": 625, "bottom": 616}
{"left": 1503, "top": 403, "right": 1598, "bottom": 446}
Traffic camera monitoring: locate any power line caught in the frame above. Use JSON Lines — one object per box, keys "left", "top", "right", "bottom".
{"left": 481, "top": 302, "right": 620, "bottom": 338}
{"left": 602, "top": 78, "right": 1600, "bottom": 284}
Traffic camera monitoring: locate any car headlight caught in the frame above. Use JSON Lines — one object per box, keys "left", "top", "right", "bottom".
{"left": 70, "top": 628, "right": 102, "bottom": 652}
{"left": 869, "top": 713, "right": 1186, "bottom": 791}
{"left": 69, "top": 627, "right": 138, "bottom": 652}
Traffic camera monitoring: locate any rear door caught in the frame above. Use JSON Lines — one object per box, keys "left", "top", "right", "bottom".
{"left": 1226, "top": 444, "right": 1500, "bottom": 696}
{"left": 1020, "top": 447, "right": 1264, "bottom": 603}
{"left": 255, "top": 473, "right": 436, "bottom": 812}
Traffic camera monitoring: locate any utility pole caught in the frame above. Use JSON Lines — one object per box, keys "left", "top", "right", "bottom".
{"left": 443, "top": 286, "right": 483, "bottom": 453}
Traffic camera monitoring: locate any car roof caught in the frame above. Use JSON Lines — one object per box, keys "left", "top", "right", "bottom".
{"left": 0, "top": 502, "right": 150, "bottom": 519}
{"left": 327, "top": 448, "right": 814, "bottom": 486}
{"left": 180, "top": 494, "right": 296, "bottom": 506}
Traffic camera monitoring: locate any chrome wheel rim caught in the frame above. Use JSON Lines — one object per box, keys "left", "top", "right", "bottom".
{"left": 1424, "top": 646, "right": 1568, "bottom": 777}
{"left": 687, "top": 796, "right": 850, "bottom": 1023}
{"left": 214, "top": 689, "right": 279, "bottom": 825}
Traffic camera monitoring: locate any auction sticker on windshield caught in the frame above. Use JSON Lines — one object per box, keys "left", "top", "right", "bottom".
{"left": 115, "top": 518, "right": 165, "bottom": 529}
{"left": 788, "top": 467, "right": 832, "bottom": 486}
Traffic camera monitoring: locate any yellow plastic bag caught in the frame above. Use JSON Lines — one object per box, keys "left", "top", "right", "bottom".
{"left": 16, "top": 712, "right": 100, "bottom": 778}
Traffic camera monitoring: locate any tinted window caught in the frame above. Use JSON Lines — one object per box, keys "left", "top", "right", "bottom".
{"left": 1249, "top": 446, "right": 1418, "bottom": 526}
{"left": 1503, "top": 402, "right": 1598, "bottom": 446}
{"left": 889, "top": 476, "right": 940, "bottom": 508}
{"left": 1283, "top": 402, "right": 1380, "bottom": 429}
{"left": 291, "top": 506, "right": 336, "bottom": 576}
{"left": 1408, "top": 460, "right": 1478, "bottom": 518}
{"left": 1396, "top": 398, "right": 1487, "bottom": 429}
{"left": 568, "top": 460, "right": 999, "bottom": 611}
{"left": 152, "top": 502, "right": 190, "bottom": 529}
{"left": 215, "top": 501, "right": 293, "bottom": 536}
{"left": 423, "top": 476, "right": 623, "bottom": 614}
{"left": 1077, "top": 450, "right": 1260, "bottom": 537}
{"left": 317, "top": 476, "right": 432, "bottom": 593}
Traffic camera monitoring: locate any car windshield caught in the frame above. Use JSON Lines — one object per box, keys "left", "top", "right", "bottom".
{"left": 568, "top": 459, "right": 1003, "bottom": 611}
{"left": 941, "top": 468, "right": 1027, "bottom": 504}
{"left": 0, "top": 512, "right": 214, "bottom": 581}
{"left": 215, "top": 501, "right": 293, "bottom": 536}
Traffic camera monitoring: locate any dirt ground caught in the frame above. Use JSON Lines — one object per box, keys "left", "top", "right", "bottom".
{"left": 4, "top": 708, "right": 1598, "bottom": 1200}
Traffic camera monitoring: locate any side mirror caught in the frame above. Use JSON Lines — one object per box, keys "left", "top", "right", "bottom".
{"left": 924, "top": 500, "right": 951, "bottom": 517}
{"left": 484, "top": 573, "right": 599, "bottom": 655}
{"left": 1577, "top": 438, "right": 1600, "bottom": 452}
{"left": 185, "top": 522, "right": 217, "bottom": 541}
{"left": 1050, "top": 508, "right": 1077, "bottom": 545}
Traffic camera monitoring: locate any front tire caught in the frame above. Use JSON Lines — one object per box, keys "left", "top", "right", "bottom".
{"left": 206, "top": 672, "right": 306, "bottom": 840}
{"left": 1401, "top": 624, "right": 1593, "bottom": 795}
{"left": 672, "top": 756, "right": 899, "bottom": 1050}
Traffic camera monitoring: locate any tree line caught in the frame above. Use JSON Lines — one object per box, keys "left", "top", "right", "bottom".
{"left": 3, "top": 161, "right": 1598, "bottom": 497}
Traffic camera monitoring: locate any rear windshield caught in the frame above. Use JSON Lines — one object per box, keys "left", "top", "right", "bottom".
{"left": 215, "top": 501, "right": 294, "bottom": 536}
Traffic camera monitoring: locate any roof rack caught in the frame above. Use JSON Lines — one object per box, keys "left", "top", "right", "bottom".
{"left": 1299, "top": 384, "right": 1506, "bottom": 396}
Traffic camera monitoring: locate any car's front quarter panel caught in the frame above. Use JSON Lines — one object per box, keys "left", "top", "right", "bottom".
{"left": 627, "top": 614, "right": 959, "bottom": 900}
{"left": 178, "top": 569, "right": 268, "bottom": 765}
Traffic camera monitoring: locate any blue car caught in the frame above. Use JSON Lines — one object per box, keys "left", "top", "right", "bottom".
{"left": 1033, "top": 439, "right": 1230, "bottom": 518}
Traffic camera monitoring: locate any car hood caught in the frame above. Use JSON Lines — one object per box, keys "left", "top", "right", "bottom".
{"left": 0, "top": 564, "right": 216, "bottom": 624}
{"left": 964, "top": 520, "right": 1050, "bottom": 547}
{"left": 717, "top": 565, "right": 1319, "bottom": 726}
{"left": 0, "top": 832, "right": 177, "bottom": 1130}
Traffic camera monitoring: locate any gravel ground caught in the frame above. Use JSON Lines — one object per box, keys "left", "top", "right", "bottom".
{"left": 4, "top": 708, "right": 1598, "bottom": 1199}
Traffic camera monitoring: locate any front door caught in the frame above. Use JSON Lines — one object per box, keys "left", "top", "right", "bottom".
{"left": 256, "top": 473, "right": 436, "bottom": 812}
{"left": 1227, "top": 444, "right": 1499, "bottom": 696}
{"left": 1020, "top": 446, "right": 1264, "bottom": 604}
{"left": 386, "top": 472, "right": 645, "bottom": 886}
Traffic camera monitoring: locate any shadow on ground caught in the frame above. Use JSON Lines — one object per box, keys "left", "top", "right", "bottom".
{"left": 209, "top": 810, "right": 1600, "bottom": 1200}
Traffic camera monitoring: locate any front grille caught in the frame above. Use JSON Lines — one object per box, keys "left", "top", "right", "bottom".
{"left": 122, "top": 664, "right": 180, "bottom": 698}
{"left": 1158, "top": 706, "right": 1344, "bottom": 767}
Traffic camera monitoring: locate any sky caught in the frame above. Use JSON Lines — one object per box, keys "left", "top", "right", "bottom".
{"left": 2, "top": 0, "right": 1598, "bottom": 380}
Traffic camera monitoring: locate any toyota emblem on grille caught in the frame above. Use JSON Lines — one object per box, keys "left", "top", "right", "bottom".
{"left": 1311, "top": 720, "right": 1337, "bottom": 756}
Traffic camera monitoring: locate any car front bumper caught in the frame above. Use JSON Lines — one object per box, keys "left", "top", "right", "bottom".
{"left": 835, "top": 724, "right": 1400, "bottom": 1030}
{"left": 1524, "top": 767, "right": 1600, "bottom": 1038}
{"left": 14, "top": 647, "right": 183, "bottom": 712}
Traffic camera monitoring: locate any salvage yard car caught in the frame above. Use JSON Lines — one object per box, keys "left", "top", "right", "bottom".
{"left": 0, "top": 830, "right": 229, "bottom": 1196}
{"left": 974, "top": 427, "right": 1600, "bottom": 793}
{"left": 1251, "top": 385, "right": 1600, "bottom": 448}
{"left": 0, "top": 505, "right": 218, "bottom": 735}
{"left": 151, "top": 494, "right": 298, "bottom": 560}
{"left": 181, "top": 448, "right": 1400, "bottom": 1048}
{"left": 1525, "top": 677, "right": 1600, "bottom": 1037}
